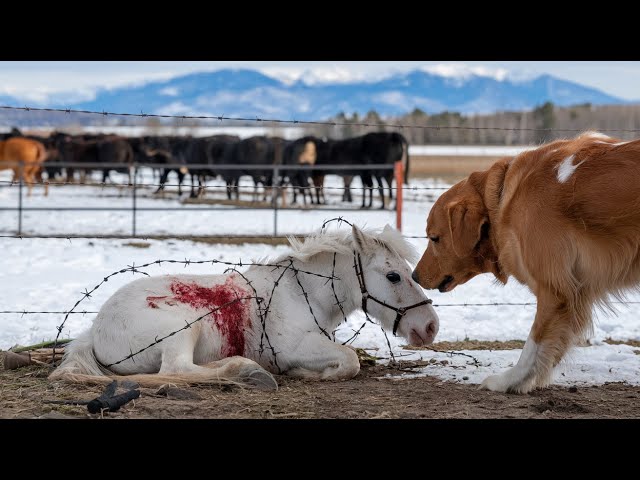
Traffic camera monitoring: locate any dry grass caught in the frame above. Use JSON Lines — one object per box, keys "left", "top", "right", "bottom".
{"left": 604, "top": 338, "right": 640, "bottom": 348}
{"left": 404, "top": 339, "right": 526, "bottom": 351}
{"left": 122, "top": 241, "right": 152, "bottom": 249}
{"left": 410, "top": 155, "right": 500, "bottom": 177}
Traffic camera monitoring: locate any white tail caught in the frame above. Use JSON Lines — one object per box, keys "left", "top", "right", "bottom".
{"left": 49, "top": 330, "right": 108, "bottom": 379}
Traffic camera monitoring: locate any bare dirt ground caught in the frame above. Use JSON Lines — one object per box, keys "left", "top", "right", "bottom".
{"left": 2, "top": 356, "right": 639, "bottom": 419}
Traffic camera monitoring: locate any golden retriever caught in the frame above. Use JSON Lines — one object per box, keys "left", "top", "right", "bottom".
{"left": 412, "top": 131, "right": 640, "bottom": 393}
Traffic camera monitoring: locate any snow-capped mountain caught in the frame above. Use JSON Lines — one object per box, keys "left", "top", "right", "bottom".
{"left": 3, "top": 68, "right": 628, "bottom": 121}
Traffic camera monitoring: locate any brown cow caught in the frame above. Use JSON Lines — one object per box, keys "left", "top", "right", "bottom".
{"left": 0, "top": 137, "right": 49, "bottom": 196}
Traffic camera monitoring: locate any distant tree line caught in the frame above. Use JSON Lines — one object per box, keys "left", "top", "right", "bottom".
{"left": 307, "top": 102, "right": 640, "bottom": 144}
{"left": 4, "top": 101, "right": 640, "bottom": 145}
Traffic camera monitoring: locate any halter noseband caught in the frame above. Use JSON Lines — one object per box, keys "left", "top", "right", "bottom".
{"left": 353, "top": 251, "right": 433, "bottom": 336}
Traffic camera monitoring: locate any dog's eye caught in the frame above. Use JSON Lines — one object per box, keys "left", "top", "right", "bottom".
{"left": 386, "top": 272, "right": 401, "bottom": 284}
{"left": 429, "top": 236, "right": 440, "bottom": 243}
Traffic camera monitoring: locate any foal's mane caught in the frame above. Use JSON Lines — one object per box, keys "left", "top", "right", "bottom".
{"left": 284, "top": 226, "right": 419, "bottom": 264}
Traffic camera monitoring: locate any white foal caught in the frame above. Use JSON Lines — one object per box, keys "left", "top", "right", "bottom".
{"left": 50, "top": 224, "right": 439, "bottom": 390}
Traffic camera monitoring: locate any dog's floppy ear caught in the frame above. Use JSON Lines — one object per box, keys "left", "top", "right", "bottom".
{"left": 446, "top": 201, "right": 488, "bottom": 258}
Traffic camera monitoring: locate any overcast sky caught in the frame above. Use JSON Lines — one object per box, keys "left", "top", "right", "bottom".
{"left": 1, "top": 61, "right": 639, "bottom": 103}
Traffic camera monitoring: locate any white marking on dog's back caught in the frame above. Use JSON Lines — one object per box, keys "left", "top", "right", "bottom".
{"left": 556, "top": 154, "right": 585, "bottom": 183}
{"left": 582, "top": 131, "right": 610, "bottom": 140}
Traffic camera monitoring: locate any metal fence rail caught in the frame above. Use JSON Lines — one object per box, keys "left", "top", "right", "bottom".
{"left": 0, "top": 161, "right": 398, "bottom": 237}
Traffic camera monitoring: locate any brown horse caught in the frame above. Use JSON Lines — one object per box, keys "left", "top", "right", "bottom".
{"left": 0, "top": 137, "right": 49, "bottom": 196}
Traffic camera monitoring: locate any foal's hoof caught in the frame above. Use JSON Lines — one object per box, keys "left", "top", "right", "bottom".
{"left": 239, "top": 367, "right": 278, "bottom": 391}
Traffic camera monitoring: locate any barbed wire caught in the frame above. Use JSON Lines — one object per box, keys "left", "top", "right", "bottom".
{"left": 50, "top": 256, "right": 339, "bottom": 365}
{"left": 5, "top": 301, "right": 640, "bottom": 316}
{"left": 3, "top": 104, "right": 640, "bottom": 133}
{"left": 0, "top": 179, "right": 449, "bottom": 191}
{"left": 290, "top": 257, "right": 332, "bottom": 340}
{"left": 224, "top": 266, "right": 280, "bottom": 372}
{"left": 0, "top": 310, "right": 99, "bottom": 315}
{"left": 0, "top": 234, "right": 432, "bottom": 241}
{"left": 104, "top": 295, "right": 259, "bottom": 368}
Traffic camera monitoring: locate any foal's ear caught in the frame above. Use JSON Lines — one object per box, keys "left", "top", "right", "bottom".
{"left": 352, "top": 225, "right": 376, "bottom": 255}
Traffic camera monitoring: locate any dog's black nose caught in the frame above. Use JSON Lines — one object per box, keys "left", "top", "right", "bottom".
{"left": 411, "top": 270, "right": 420, "bottom": 283}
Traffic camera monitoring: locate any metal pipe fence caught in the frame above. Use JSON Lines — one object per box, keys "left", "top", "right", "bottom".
{"left": 0, "top": 161, "right": 400, "bottom": 237}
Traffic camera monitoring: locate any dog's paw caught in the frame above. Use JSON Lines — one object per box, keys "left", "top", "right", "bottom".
{"left": 479, "top": 371, "right": 535, "bottom": 394}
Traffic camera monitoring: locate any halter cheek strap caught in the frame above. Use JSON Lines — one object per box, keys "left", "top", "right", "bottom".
{"left": 354, "top": 251, "right": 433, "bottom": 336}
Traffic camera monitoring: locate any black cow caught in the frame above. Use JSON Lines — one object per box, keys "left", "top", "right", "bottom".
{"left": 185, "top": 135, "right": 240, "bottom": 198}
{"left": 152, "top": 136, "right": 191, "bottom": 194}
{"left": 312, "top": 132, "right": 410, "bottom": 209}
{"left": 312, "top": 136, "right": 361, "bottom": 205}
{"left": 224, "top": 136, "right": 281, "bottom": 202}
{"left": 129, "top": 137, "right": 177, "bottom": 194}
{"left": 94, "top": 137, "right": 134, "bottom": 183}
{"left": 359, "top": 132, "right": 410, "bottom": 208}
{"left": 58, "top": 136, "right": 133, "bottom": 184}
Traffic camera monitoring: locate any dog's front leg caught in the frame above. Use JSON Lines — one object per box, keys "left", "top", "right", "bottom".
{"left": 480, "top": 289, "right": 587, "bottom": 394}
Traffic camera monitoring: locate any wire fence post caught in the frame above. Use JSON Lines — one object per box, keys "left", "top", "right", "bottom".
{"left": 17, "top": 161, "right": 23, "bottom": 235}
{"left": 273, "top": 165, "right": 279, "bottom": 236}
{"left": 132, "top": 163, "right": 137, "bottom": 237}
{"left": 395, "top": 161, "right": 403, "bottom": 232}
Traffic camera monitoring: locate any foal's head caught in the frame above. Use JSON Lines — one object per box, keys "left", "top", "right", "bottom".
{"left": 352, "top": 225, "right": 439, "bottom": 346}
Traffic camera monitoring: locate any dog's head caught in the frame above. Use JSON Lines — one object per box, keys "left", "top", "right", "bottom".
{"left": 412, "top": 175, "right": 493, "bottom": 292}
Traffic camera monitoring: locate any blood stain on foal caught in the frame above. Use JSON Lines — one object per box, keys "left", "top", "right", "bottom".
{"left": 169, "top": 276, "right": 251, "bottom": 357}
{"left": 146, "top": 296, "right": 168, "bottom": 309}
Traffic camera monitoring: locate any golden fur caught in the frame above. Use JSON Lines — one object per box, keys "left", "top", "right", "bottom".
{"left": 413, "top": 132, "right": 640, "bottom": 392}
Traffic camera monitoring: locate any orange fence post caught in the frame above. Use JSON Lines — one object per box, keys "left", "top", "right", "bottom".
{"left": 395, "top": 160, "right": 403, "bottom": 232}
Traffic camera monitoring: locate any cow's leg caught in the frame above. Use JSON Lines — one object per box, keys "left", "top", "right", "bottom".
{"left": 197, "top": 175, "right": 205, "bottom": 198}
{"left": 35, "top": 167, "right": 48, "bottom": 197}
{"left": 360, "top": 174, "right": 371, "bottom": 209}
{"left": 22, "top": 168, "right": 34, "bottom": 197}
{"left": 189, "top": 173, "right": 198, "bottom": 198}
{"left": 385, "top": 172, "right": 394, "bottom": 201}
{"left": 281, "top": 183, "right": 288, "bottom": 208}
{"left": 343, "top": 175, "right": 353, "bottom": 203}
{"left": 225, "top": 178, "right": 232, "bottom": 200}
{"left": 280, "top": 333, "right": 360, "bottom": 380}
{"left": 155, "top": 169, "right": 169, "bottom": 194}
{"left": 376, "top": 175, "right": 385, "bottom": 209}
{"left": 177, "top": 170, "right": 185, "bottom": 196}
{"left": 312, "top": 174, "right": 324, "bottom": 204}
{"left": 481, "top": 288, "right": 592, "bottom": 394}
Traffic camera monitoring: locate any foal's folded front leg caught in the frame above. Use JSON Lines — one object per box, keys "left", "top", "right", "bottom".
{"left": 281, "top": 332, "right": 361, "bottom": 380}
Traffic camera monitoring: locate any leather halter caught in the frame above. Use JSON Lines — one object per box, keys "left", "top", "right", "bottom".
{"left": 353, "top": 251, "right": 433, "bottom": 336}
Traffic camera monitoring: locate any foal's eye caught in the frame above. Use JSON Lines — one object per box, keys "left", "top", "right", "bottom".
{"left": 429, "top": 236, "right": 440, "bottom": 243}
{"left": 386, "top": 272, "right": 401, "bottom": 283}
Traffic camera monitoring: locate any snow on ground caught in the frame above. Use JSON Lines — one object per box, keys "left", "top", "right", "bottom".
{"left": 0, "top": 171, "right": 639, "bottom": 387}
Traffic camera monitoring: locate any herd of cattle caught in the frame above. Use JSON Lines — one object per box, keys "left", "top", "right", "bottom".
{"left": 0, "top": 128, "right": 410, "bottom": 208}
